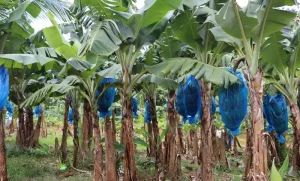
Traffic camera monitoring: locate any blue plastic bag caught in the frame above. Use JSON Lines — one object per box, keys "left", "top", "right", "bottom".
{"left": 184, "top": 76, "right": 201, "bottom": 124}
{"left": 218, "top": 68, "right": 248, "bottom": 135}
{"left": 132, "top": 97, "right": 139, "bottom": 118}
{"left": 34, "top": 105, "right": 43, "bottom": 118}
{"left": 176, "top": 84, "right": 188, "bottom": 123}
{"left": 211, "top": 97, "right": 216, "bottom": 115}
{"left": 5, "top": 101, "right": 13, "bottom": 117}
{"left": 269, "top": 93, "right": 288, "bottom": 143}
{"left": 263, "top": 93, "right": 273, "bottom": 132}
{"left": 68, "top": 107, "right": 73, "bottom": 125}
{"left": 0, "top": 65, "right": 9, "bottom": 110}
{"left": 96, "top": 78, "right": 116, "bottom": 118}
{"left": 144, "top": 100, "right": 151, "bottom": 124}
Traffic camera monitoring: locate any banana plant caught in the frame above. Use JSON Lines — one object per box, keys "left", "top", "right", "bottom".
{"left": 69, "top": 89, "right": 82, "bottom": 168}
{"left": 137, "top": 74, "right": 177, "bottom": 167}
{"left": 261, "top": 26, "right": 300, "bottom": 171}
{"left": 214, "top": 0, "right": 296, "bottom": 178}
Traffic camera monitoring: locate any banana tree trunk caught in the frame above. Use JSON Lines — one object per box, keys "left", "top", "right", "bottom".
{"left": 212, "top": 124, "right": 219, "bottom": 164}
{"left": 191, "top": 130, "right": 198, "bottom": 164}
{"left": 188, "top": 131, "right": 193, "bottom": 151}
{"left": 200, "top": 81, "right": 213, "bottom": 181}
{"left": 55, "top": 137, "right": 59, "bottom": 156}
{"left": 0, "top": 111, "right": 7, "bottom": 181}
{"left": 288, "top": 102, "right": 300, "bottom": 171}
{"left": 177, "top": 118, "right": 184, "bottom": 154}
{"left": 16, "top": 94, "right": 25, "bottom": 147}
{"left": 61, "top": 96, "right": 70, "bottom": 164}
{"left": 25, "top": 108, "right": 33, "bottom": 147}
{"left": 40, "top": 113, "right": 47, "bottom": 138}
{"left": 165, "top": 90, "right": 178, "bottom": 180}
{"left": 120, "top": 120, "right": 125, "bottom": 144}
{"left": 243, "top": 119, "right": 252, "bottom": 180}
{"left": 104, "top": 116, "right": 117, "bottom": 181}
{"left": 148, "top": 96, "right": 161, "bottom": 167}
{"left": 112, "top": 111, "right": 116, "bottom": 143}
{"left": 267, "top": 131, "right": 276, "bottom": 168}
{"left": 29, "top": 109, "right": 43, "bottom": 148}
{"left": 72, "top": 106, "right": 80, "bottom": 168}
{"left": 147, "top": 122, "right": 154, "bottom": 157}
{"left": 81, "top": 99, "right": 93, "bottom": 157}
{"left": 9, "top": 116, "right": 14, "bottom": 134}
{"left": 219, "top": 131, "right": 227, "bottom": 168}
{"left": 233, "top": 137, "right": 238, "bottom": 155}
{"left": 246, "top": 70, "right": 267, "bottom": 179}
{"left": 122, "top": 90, "right": 136, "bottom": 181}
{"left": 93, "top": 109, "right": 103, "bottom": 181}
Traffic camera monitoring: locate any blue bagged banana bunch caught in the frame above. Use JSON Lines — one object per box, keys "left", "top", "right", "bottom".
{"left": 263, "top": 93, "right": 273, "bottom": 132}
{"left": 132, "top": 98, "right": 138, "bottom": 118}
{"left": 5, "top": 101, "right": 14, "bottom": 117}
{"left": 268, "top": 93, "right": 288, "bottom": 143}
{"left": 0, "top": 65, "right": 9, "bottom": 110}
{"left": 184, "top": 75, "right": 201, "bottom": 124}
{"left": 144, "top": 100, "right": 151, "bottom": 124}
{"left": 219, "top": 68, "right": 248, "bottom": 135}
{"left": 68, "top": 107, "right": 73, "bottom": 125}
{"left": 176, "top": 84, "right": 188, "bottom": 123}
{"left": 34, "top": 105, "right": 43, "bottom": 118}
{"left": 96, "top": 78, "right": 116, "bottom": 118}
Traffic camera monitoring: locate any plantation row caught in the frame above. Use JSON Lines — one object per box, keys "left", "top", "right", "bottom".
{"left": 0, "top": 0, "right": 300, "bottom": 181}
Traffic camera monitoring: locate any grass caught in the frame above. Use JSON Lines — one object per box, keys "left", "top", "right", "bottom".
{"left": 7, "top": 154, "right": 56, "bottom": 180}
{"left": 5, "top": 127, "right": 92, "bottom": 181}
{"left": 6, "top": 140, "right": 58, "bottom": 181}
{"left": 135, "top": 156, "right": 156, "bottom": 180}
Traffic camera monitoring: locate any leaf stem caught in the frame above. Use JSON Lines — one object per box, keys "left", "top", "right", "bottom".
{"left": 250, "top": 0, "right": 272, "bottom": 76}
{"left": 210, "top": 41, "right": 224, "bottom": 66}
{"left": 290, "top": 43, "right": 299, "bottom": 96}
{"left": 97, "top": 1, "right": 109, "bottom": 19}
{"left": 0, "top": 32, "right": 9, "bottom": 54}
{"left": 232, "top": 0, "right": 253, "bottom": 65}
{"left": 127, "top": 69, "right": 147, "bottom": 94}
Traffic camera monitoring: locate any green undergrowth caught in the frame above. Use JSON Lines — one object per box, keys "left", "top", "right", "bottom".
{"left": 5, "top": 130, "right": 92, "bottom": 181}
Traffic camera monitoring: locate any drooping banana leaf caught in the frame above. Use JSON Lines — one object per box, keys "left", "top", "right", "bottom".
{"left": 145, "top": 58, "right": 239, "bottom": 88}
